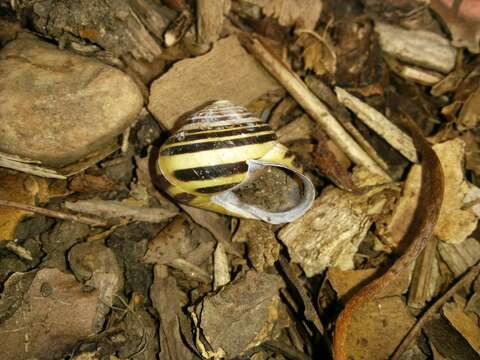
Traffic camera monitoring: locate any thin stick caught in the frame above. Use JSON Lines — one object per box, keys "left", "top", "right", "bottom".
{"left": 332, "top": 116, "right": 444, "bottom": 360}
{"left": 391, "top": 260, "right": 480, "bottom": 359}
{"left": 335, "top": 87, "right": 418, "bottom": 163}
{"left": 238, "top": 33, "right": 390, "bottom": 179}
{"left": 0, "top": 199, "right": 109, "bottom": 227}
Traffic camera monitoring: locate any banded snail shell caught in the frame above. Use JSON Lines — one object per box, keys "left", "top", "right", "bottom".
{"left": 153, "top": 100, "right": 315, "bottom": 224}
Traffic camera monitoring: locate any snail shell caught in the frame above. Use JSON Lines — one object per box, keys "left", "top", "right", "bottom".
{"left": 153, "top": 100, "right": 315, "bottom": 224}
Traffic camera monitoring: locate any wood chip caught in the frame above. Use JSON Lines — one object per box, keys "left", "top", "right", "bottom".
{"left": 278, "top": 185, "right": 392, "bottom": 276}
{"left": 374, "top": 22, "right": 456, "bottom": 74}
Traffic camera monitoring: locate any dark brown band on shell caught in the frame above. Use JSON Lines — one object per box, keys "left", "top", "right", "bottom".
{"left": 195, "top": 183, "right": 241, "bottom": 194}
{"left": 174, "top": 161, "right": 249, "bottom": 181}
{"left": 165, "top": 125, "right": 273, "bottom": 145}
{"left": 160, "top": 133, "right": 277, "bottom": 156}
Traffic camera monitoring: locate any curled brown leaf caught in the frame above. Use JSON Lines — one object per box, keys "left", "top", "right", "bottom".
{"left": 332, "top": 117, "right": 445, "bottom": 360}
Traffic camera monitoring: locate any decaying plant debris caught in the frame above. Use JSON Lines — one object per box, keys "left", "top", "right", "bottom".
{"left": 1, "top": 0, "right": 480, "bottom": 359}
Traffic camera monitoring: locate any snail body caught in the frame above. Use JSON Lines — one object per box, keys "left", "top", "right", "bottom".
{"left": 153, "top": 100, "right": 315, "bottom": 224}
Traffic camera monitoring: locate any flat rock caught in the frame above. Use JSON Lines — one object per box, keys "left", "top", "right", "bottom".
{"left": 148, "top": 36, "right": 281, "bottom": 130}
{"left": 0, "top": 33, "right": 143, "bottom": 167}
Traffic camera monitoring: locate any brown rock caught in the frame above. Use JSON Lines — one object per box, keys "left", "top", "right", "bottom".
{"left": 0, "top": 34, "right": 143, "bottom": 168}
{"left": 148, "top": 36, "right": 280, "bottom": 130}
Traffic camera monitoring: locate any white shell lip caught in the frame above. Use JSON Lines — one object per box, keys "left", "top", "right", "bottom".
{"left": 212, "top": 160, "right": 315, "bottom": 224}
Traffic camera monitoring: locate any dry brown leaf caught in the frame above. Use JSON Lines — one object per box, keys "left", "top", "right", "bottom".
{"left": 327, "top": 266, "right": 412, "bottom": 301}
{"left": 0, "top": 268, "right": 102, "bottom": 360}
{"left": 296, "top": 31, "right": 336, "bottom": 76}
{"left": 0, "top": 170, "right": 49, "bottom": 240}
{"left": 386, "top": 139, "right": 477, "bottom": 246}
{"left": 343, "top": 297, "right": 416, "bottom": 360}
{"left": 443, "top": 296, "right": 480, "bottom": 352}
{"left": 246, "top": 0, "right": 322, "bottom": 30}
{"left": 433, "top": 139, "right": 478, "bottom": 243}
{"left": 461, "top": 131, "right": 480, "bottom": 177}
{"left": 458, "top": 86, "right": 480, "bottom": 130}
{"left": 431, "top": 0, "right": 480, "bottom": 53}
{"left": 333, "top": 117, "right": 444, "bottom": 360}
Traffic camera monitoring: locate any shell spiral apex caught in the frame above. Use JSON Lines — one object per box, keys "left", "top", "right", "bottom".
{"left": 153, "top": 100, "right": 315, "bottom": 224}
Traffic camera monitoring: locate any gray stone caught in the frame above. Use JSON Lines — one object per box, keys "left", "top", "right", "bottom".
{"left": 0, "top": 34, "right": 143, "bottom": 167}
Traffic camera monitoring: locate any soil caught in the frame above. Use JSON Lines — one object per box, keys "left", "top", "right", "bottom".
{"left": 233, "top": 166, "right": 302, "bottom": 212}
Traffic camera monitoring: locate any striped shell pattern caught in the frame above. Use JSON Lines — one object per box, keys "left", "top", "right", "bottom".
{"left": 155, "top": 100, "right": 315, "bottom": 224}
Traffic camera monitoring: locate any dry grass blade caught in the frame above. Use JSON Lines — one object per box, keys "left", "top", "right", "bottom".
{"left": 332, "top": 117, "right": 445, "bottom": 360}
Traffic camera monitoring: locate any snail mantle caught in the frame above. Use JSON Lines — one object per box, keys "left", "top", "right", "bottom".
{"left": 151, "top": 100, "right": 315, "bottom": 224}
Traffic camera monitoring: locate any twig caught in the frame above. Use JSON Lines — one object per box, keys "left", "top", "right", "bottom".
{"left": 391, "top": 260, "right": 480, "bottom": 359}
{"left": 332, "top": 116, "right": 445, "bottom": 360}
{"left": 0, "top": 199, "right": 109, "bottom": 227}
{"left": 238, "top": 33, "right": 390, "bottom": 179}
{"left": 335, "top": 87, "right": 418, "bottom": 163}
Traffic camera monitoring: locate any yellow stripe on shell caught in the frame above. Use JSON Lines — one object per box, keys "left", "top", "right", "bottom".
{"left": 158, "top": 140, "right": 276, "bottom": 172}
{"left": 160, "top": 129, "right": 275, "bottom": 149}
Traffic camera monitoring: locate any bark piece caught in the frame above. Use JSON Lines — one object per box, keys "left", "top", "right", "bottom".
{"left": 0, "top": 34, "right": 143, "bottom": 168}
{"left": 438, "top": 237, "right": 480, "bottom": 277}
{"left": 374, "top": 22, "right": 456, "bottom": 74}
{"left": 343, "top": 297, "right": 416, "bottom": 360}
{"left": 197, "top": 0, "right": 224, "bottom": 44}
{"left": 149, "top": 36, "right": 280, "bottom": 130}
{"left": 278, "top": 185, "right": 392, "bottom": 277}
{"left": 276, "top": 115, "right": 315, "bottom": 143}
{"left": 13, "top": 0, "right": 166, "bottom": 61}
{"left": 0, "top": 269, "right": 102, "bottom": 360}
{"left": 407, "top": 236, "right": 440, "bottom": 309}
{"left": 193, "top": 270, "right": 285, "bottom": 358}
{"left": 233, "top": 219, "right": 279, "bottom": 271}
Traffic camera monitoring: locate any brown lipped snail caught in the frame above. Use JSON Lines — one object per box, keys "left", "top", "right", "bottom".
{"left": 151, "top": 100, "right": 315, "bottom": 224}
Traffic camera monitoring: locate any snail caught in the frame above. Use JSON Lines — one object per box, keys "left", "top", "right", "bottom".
{"left": 152, "top": 100, "right": 315, "bottom": 224}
